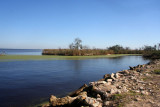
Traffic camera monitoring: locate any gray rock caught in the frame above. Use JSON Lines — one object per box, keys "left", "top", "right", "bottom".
{"left": 139, "top": 86, "right": 144, "bottom": 90}
{"left": 124, "top": 70, "right": 129, "bottom": 74}
{"left": 103, "top": 101, "right": 110, "bottom": 106}
{"left": 141, "top": 91, "right": 149, "bottom": 95}
{"left": 89, "top": 81, "right": 107, "bottom": 86}
{"left": 107, "top": 79, "right": 112, "bottom": 82}
{"left": 97, "top": 94, "right": 101, "bottom": 98}
{"left": 110, "top": 88, "right": 119, "bottom": 94}
{"left": 115, "top": 73, "right": 120, "bottom": 79}
{"left": 84, "top": 97, "right": 102, "bottom": 107}
{"left": 111, "top": 73, "right": 116, "bottom": 80}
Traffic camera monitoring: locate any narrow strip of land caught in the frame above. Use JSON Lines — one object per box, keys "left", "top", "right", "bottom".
{"left": 0, "top": 54, "right": 140, "bottom": 61}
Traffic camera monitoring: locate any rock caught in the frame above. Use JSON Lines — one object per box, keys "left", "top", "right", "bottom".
{"left": 107, "top": 79, "right": 112, "bottom": 82}
{"left": 146, "top": 65, "right": 151, "bottom": 69}
{"left": 84, "top": 97, "right": 102, "bottom": 107}
{"left": 50, "top": 95, "right": 57, "bottom": 105}
{"left": 97, "top": 97, "right": 102, "bottom": 102}
{"left": 103, "top": 101, "right": 110, "bottom": 106}
{"left": 90, "top": 81, "right": 107, "bottom": 86}
{"left": 50, "top": 95, "right": 77, "bottom": 106}
{"left": 144, "top": 73, "right": 149, "bottom": 76}
{"left": 122, "top": 86, "right": 128, "bottom": 92}
{"left": 77, "top": 94, "right": 87, "bottom": 101}
{"left": 135, "top": 90, "right": 140, "bottom": 93}
{"left": 130, "top": 76, "right": 136, "bottom": 80}
{"left": 115, "top": 73, "right": 120, "bottom": 79}
{"left": 137, "top": 64, "right": 140, "bottom": 68}
{"left": 69, "top": 84, "right": 88, "bottom": 96}
{"left": 117, "top": 90, "right": 121, "bottom": 94}
{"left": 111, "top": 73, "right": 116, "bottom": 80}
{"left": 117, "top": 85, "right": 122, "bottom": 89}
{"left": 141, "top": 91, "right": 149, "bottom": 95}
{"left": 97, "top": 94, "right": 101, "bottom": 98}
{"left": 78, "top": 91, "right": 87, "bottom": 96}
{"left": 129, "top": 66, "right": 134, "bottom": 70}
{"left": 110, "top": 88, "right": 118, "bottom": 94}
{"left": 134, "top": 98, "right": 141, "bottom": 101}
{"left": 106, "top": 81, "right": 111, "bottom": 85}
{"left": 103, "top": 74, "right": 111, "bottom": 79}
{"left": 124, "top": 70, "right": 129, "bottom": 74}
{"left": 139, "top": 86, "right": 144, "bottom": 90}
{"left": 96, "top": 94, "right": 102, "bottom": 102}
{"left": 92, "top": 84, "right": 118, "bottom": 97}
{"left": 132, "top": 70, "right": 138, "bottom": 74}
{"left": 92, "top": 85, "right": 107, "bottom": 96}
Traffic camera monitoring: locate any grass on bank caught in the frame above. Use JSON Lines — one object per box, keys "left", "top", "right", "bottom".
{"left": 154, "top": 69, "right": 160, "bottom": 74}
{"left": 111, "top": 91, "right": 144, "bottom": 107}
{"left": 0, "top": 54, "right": 141, "bottom": 61}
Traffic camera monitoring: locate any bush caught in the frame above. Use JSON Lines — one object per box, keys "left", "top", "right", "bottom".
{"left": 143, "top": 51, "right": 160, "bottom": 59}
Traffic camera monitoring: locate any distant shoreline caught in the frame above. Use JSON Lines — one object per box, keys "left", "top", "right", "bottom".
{"left": 0, "top": 54, "right": 141, "bottom": 61}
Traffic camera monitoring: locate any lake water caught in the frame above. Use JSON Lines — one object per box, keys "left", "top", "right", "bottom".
{"left": 0, "top": 49, "right": 150, "bottom": 107}
{"left": 0, "top": 49, "right": 42, "bottom": 55}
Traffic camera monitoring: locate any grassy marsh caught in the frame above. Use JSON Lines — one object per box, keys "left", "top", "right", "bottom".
{"left": 0, "top": 54, "right": 141, "bottom": 61}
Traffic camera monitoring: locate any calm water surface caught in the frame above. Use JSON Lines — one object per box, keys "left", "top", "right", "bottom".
{"left": 0, "top": 49, "right": 42, "bottom": 55}
{"left": 0, "top": 50, "right": 149, "bottom": 107}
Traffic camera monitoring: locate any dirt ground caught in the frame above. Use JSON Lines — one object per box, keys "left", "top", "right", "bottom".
{"left": 115, "top": 62, "right": 160, "bottom": 107}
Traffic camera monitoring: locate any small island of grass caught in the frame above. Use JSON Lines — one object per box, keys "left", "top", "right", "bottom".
{"left": 0, "top": 54, "right": 140, "bottom": 61}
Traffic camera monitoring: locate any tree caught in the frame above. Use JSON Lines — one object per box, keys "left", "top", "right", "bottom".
{"left": 158, "top": 43, "right": 160, "bottom": 50}
{"left": 82, "top": 45, "right": 89, "bottom": 49}
{"left": 69, "top": 43, "right": 74, "bottom": 49}
{"left": 107, "top": 45, "right": 124, "bottom": 53}
{"left": 143, "top": 45, "right": 156, "bottom": 51}
{"left": 74, "top": 38, "right": 82, "bottom": 50}
{"left": 69, "top": 38, "right": 82, "bottom": 50}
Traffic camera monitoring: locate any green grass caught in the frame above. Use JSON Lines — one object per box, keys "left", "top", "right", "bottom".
{"left": 142, "top": 77, "right": 152, "bottom": 81}
{"left": 30, "top": 101, "right": 49, "bottom": 107}
{"left": 112, "top": 94, "right": 124, "bottom": 100}
{"left": 0, "top": 54, "right": 140, "bottom": 61}
{"left": 111, "top": 91, "right": 143, "bottom": 107}
{"left": 154, "top": 69, "right": 160, "bottom": 74}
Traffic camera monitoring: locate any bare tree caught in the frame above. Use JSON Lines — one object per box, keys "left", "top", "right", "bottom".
{"left": 69, "top": 43, "right": 74, "bottom": 49}
{"left": 74, "top": 38, "right": 82, "bottom": 50}
{"left": 158, "top": 43, "right": 160, "bottom": 50}
{"left": 69, "top": 38, "right": 82, "bottom": 50}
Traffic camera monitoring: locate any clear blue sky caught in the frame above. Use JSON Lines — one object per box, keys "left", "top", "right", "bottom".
{"left": 0, "top": 0, "right": 160, "bottom": 49}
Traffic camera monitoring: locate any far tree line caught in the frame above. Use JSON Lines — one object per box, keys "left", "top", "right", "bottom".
{"left": 42, "top": 38, "right": 160, "bottom": 58}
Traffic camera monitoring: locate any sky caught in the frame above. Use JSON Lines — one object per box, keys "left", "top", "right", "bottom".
{"left": 0, "top": 0, "right": 160, "bottom": 49}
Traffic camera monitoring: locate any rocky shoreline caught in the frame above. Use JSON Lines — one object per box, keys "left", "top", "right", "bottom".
{"left": 43, "top": 59, "right": 160, "bottom": 107}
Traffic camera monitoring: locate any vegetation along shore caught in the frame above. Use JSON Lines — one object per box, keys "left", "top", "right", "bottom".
{"left": 0, "top": 54, "right": 139, "bottom": 61}
{"left": 42, "top": 38, "right": 160, "bottom": 57}
{"left": 41, "top": 59, "right": 160, "bottom": 107}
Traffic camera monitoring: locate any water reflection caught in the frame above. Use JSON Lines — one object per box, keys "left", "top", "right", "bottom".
{"left": 72, "top": 60, "right": 82, "bottom": 71}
